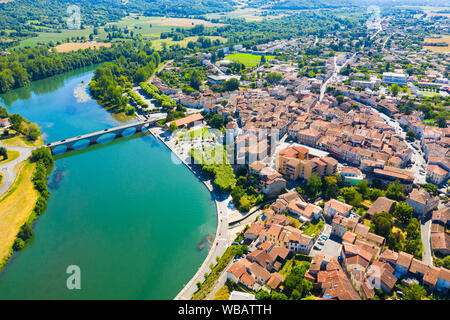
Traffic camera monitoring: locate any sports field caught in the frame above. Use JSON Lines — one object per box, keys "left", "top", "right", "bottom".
{"left": 224, "top": 53, "right": 275, "bottom": 67}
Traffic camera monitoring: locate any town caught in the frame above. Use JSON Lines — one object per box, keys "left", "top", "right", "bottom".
{"left": 117, "top": 8, "right": 450, "bottom": 301}
{"left": 0, "top": 0, "right": 448, "bottom": 304}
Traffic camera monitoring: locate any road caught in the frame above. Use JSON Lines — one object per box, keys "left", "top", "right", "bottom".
{"left": 174, "top": 194, "right": 232, "bottom": 300}
{"left": 367, "top": 106, "right": 427, "bottom": 184}
{"left": 0, "top": 143, "right": 34, "bottom": 197}
{"left": 148, "top": 59, "right": 173, "bottom": 83}
{"left": 421, "top": 217, "right": 433, "bottom": 265}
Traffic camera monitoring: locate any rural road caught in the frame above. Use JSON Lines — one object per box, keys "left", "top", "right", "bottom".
{"left": 0, "top": 143, "right": 34, "bottom": 197}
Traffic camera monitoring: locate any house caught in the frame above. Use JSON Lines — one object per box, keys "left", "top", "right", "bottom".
{"left": 331, "top": 215, "right": 358, "bottom": 238}
{"left": 379, "top": 249, "right": 398, "bottom": 267}
{"left": 366, "top": 197, "right": 395, "bottom": 218}
{"left": 406, "top": 188, "right": 439, "bottom": 218}
{"left": 244, "top": 222, "right": 264, "bottom": 241}
{"left": 394, "top": 252, "right": 413, "bottom": 278}
{"left": 248, "top": 262, "right": 271, "bottom": 285}
{"left": 366, "top": 261, "right": 398, "bottom": 294}
{"left": 340, "top": 166, "right": 364, "bottom": 185}
{"left": 324, "top": 199, "right": 353, "bottom": 219}
{"left": 287, "top": 201, "right": 322, "bottom": 221}
{"left": 266, "top": 272, "right": 285, "bottom": 290}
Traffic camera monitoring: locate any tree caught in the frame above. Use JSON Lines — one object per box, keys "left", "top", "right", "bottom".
{"left": 260, "top": 55, "right": 266, "bottom": 66}
{"left": 371, "top": 211, "right": 393, "bottom": 239}
{"left": 393, "top": 202, "right": 413, "bottom": 224}
{"left": 9, "top": 113, "right": 24, "bottom": 133}
{"left": 256, "top": 290, "right": 271, "bottom": 300}
{"left": 168, "top": 122, "right": 178, "bottom": 133}
{"left": 386, "top": 181, "right": 404, "bottom": 201}
{"left": 190, "top": 70, "right": 202, "bottom": 90}
{"left": 305, "top": 173, "right": 322, "bottom": 198}
{"left": 27, "top": 123, "right": 40, "bottom": 141}
{"left": 403, "top": 283, "right": 427, "bottom": 300}
{"left": 356, "top": 180, "right": 368, "bottom": 198}
{"left": 390, "top": 84, "right": 399, "bottom": 97}
{"left": 421, "top": 183, "right": 438, "bottom": 196}
{"left": 0, "top": 146, "right": 7, "bottom": 160}
{"left": 271, "top": 292, "right": 288, "bottom": 300}
{"left": 340, "top": 187, "right": 362, "bottom": 207}
{"left": 222, "top": 78, "right": 240, "bottom": 92}
{"left": 266, "top": 72, "right": 283, "bottom": 83}
{"left": 406, "top": 129, "right": 415, "bottom": 141}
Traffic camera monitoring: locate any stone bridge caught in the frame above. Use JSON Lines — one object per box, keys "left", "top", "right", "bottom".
{"left": 46, "top": 118, "right": 160, "bottom": 154}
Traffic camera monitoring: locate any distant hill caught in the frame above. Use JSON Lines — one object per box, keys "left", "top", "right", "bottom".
{"left": 0, "top": 0, "right": 236, "bottom": 29}
{"left": 247, "top": 0, "right": 450, "bottom": 10}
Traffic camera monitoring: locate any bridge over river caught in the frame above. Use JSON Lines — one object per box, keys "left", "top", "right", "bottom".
{"left": 46, "top": 117, "right": 164, "bottom": 154}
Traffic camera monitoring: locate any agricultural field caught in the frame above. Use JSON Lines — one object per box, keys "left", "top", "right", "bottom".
{"left": 151, "top": 36, "right": 227, "bottom": 50}
{"left": 224, "top": 53, "right": 275, "bottom": 67}
{"left": 15, "top": 15, "right": 228, "bottom": 48}
{"left": 205, "top": 8, "right": 285, "bottom": 22}
{"left": 53, "top": 41, "right": 111, "bottom": 52}
{"left": 423, "top": 35, "right": 450, "bottom": 53}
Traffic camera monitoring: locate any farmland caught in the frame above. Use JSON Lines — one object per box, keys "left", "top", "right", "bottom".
{"left": 423, "top": 35, "right": 450, "bottom": 53}
{"left": 53, "top": 41, "right": 111, "bottom": 52}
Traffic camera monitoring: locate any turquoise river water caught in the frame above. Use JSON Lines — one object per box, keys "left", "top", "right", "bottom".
{"left": 0, "top": 66, "right": 216, "bottom": 299}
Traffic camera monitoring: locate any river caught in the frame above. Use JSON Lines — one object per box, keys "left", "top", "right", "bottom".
{"left": 0, "top": 66, "right": 216, "bottom": 299}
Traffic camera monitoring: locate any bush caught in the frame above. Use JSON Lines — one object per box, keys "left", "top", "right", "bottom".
{"left": 13, "top": 238, "right": 25, "bottom": 251}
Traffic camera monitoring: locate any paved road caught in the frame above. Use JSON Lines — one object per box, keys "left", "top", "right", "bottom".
{"left": 421, "top": 218, "right": 433, "bottom": 265}
{"left": 368, "top": 107, "right": 427, "bottom": 184}
{"left": 0, "top": 143, "right": 34, "bottom": 197}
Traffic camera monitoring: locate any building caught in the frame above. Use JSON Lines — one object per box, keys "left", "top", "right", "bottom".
{"left": 331, "top": 215, "right": 358, "bottom": 238}
{"left": 426, "top": 164, "right": 449, "bottom": 186}
{"left": 366, "top": 197, "right": 395, "bottom": 218}
{"left": 324, "top": 199, "right": 353, "bottom": 219}
{"left": 406, "top": 188, "right": 439, "bottom": 218}
{"left": 229, "top": 291, "right": 256, "bottom": 300}
{"left": 340, "top": 166, "right": 364, "bottom": 185}
{"left": 382, "top": 72, "right": 407, "bottom": 85}
{"left": 165, "top": 113, "right": 204, "bottom": 129}
{"left": 287, "top": 201, "right": 322, "bottom": 222}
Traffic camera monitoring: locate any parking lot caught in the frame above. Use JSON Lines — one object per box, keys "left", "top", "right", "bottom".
{"left": 309, "top": 223, "right": 343, "bottom": 258}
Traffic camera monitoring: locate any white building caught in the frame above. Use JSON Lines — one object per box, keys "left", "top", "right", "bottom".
{"left": 382, "top": 72, "right": 407, "bottom": 85}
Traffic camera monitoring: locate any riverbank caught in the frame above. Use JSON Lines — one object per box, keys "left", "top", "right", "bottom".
{"left": 0, "top": 161, "right": 38, "bottom": 270}
{"left": 142, "top": 122, "right": 232, "bottom": 300}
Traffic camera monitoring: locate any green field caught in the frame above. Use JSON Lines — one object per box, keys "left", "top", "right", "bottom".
{"left": 15, "top": 15, "right": 227, "bottom": 48}
{"left": 176, "top": 127, "right": 212, "bottom": 140}
{"left": 224, "top": 53, "right": 275, "bottom": 67}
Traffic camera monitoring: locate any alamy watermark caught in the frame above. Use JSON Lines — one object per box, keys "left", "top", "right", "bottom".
{"left": 366, "top": 5, "right": 382, "bottom": 31}
{"left": 67, "top": 5, "right": 81, "bottom": 30}
{"left": 66, "top": 265, "right": 81, "bottom": 290}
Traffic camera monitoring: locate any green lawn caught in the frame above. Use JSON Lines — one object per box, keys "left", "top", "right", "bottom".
{"left": 176, "top": 127, "right": 212, "bottom": 140}
{"left": 301, "top": 219, "right": 324, "bottom": 238}
{"left": 224, "top": 53, "right": 275, "bottom": 67}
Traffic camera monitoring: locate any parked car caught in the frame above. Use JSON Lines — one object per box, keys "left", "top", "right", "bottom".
{"left": 313, "top": 245, "right": 322, "bottom": 250}
{"left": 320, "top": 235, "right": 328, "bottom": 241}
{"left": 232, "top": 242, "right": 239, "bottom": 245}
{"left": 318, "top": 240, "right": 325, "bottom": 246}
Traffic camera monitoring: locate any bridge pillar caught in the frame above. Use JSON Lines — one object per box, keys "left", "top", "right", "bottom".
{"left": 89, "top": 137, "right": 98, "bottom": 145}
{"left": 115, "top": 128, "right": 126, "bottom": 138}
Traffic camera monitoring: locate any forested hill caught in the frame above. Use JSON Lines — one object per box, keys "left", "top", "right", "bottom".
{"left": 248, "top": 0, "right": 450, "bottom": 10}
{"left": 0, "top": 0, "right": 236, "bottom": 30}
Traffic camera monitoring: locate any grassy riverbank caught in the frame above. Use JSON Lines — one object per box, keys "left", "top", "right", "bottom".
{"left": 0, "top": 161, "right": 38, "bottom": 270}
